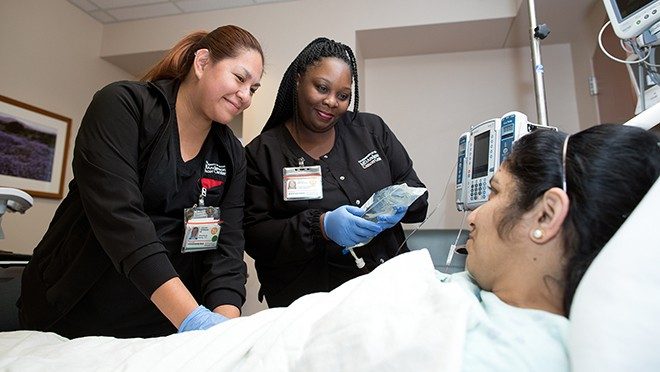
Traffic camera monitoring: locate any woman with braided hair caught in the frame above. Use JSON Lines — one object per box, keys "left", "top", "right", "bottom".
{"left": 244, "top": 37, "right": 428, "bottom": 307}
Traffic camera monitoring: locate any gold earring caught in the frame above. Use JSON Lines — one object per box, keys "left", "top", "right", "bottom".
{"left": 532, "top": 229, "right": 544, "bottom": 239}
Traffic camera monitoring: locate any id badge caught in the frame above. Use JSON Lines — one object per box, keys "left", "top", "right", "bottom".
{"left": 182, "top": 206, "right": 221, "bottom": 253}
{"left": 283, "top": 165, "right": 323, "bottom": 201}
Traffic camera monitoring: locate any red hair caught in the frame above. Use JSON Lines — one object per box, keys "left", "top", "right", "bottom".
{"left": 141, "top": 25, "right": 263, "bottom": 82}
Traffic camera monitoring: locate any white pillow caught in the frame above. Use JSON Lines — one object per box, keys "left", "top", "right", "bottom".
{"left": 569, "top": 178, "right": 660, "bottom": 371}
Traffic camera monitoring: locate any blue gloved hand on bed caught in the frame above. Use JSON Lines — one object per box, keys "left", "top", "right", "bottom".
{"left": 376, "top": 205, "right": 408, "bottom": 230}
{"left": 178, "top": 305, "right": 228, "bottom": 333}
{"left": 323, "top": 205, "right": 383, "bottom": 247}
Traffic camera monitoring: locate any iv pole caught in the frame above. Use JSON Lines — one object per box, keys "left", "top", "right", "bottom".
{"left": 528, "top": 0, "right": 550, "bottom": 126}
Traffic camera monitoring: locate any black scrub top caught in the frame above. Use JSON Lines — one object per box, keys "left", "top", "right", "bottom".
{"left": 244, "top": 111, "right": 428, "bottom": 307}
{"left": 49, "top": 128, "right": 233, "bottom": 338}
{"left": 19, "top": 80, "right": 247, "bottom": 338}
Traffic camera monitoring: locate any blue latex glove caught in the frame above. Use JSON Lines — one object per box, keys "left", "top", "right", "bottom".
{"left": 178, "top": 305, "right": 228, "bottom": 333}
{"left": 376, "top": 205, "right": 408, "bottom": 230}
{"left": 323, "top": 205, "right": 383, "bottom": 247}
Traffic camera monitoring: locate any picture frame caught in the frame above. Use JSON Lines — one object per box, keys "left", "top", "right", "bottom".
{"left": 0, "top": 94, "right": 71, "bottom": 199}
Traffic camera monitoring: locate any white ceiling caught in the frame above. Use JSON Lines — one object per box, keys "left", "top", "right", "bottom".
{"left": 66, "top": 0, "right": 297, "bottom": 23}
{"left": 68, "top": 0, "right": 604, "bottom": 76}
{"left": 358, "top": 0, "right": 602, "bottom": 59}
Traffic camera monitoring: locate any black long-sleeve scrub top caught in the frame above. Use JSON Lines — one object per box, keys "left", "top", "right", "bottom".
{"left": 244, "top": 112, "right": 428, "bottom": 307}
{"left": 19, "top": 79, "right": 247, "bottom": 338}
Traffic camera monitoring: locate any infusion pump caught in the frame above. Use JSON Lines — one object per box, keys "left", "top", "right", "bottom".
{"left": 455, "top": 111, "right": 556, "bottom": 211}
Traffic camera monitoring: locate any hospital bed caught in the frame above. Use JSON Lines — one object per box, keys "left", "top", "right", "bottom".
{"left": 0, "top": 230, "right": 464, "bottom": 332}
{"left": 404, "top": 229, "right": 467, "bottom": 273}
{"left": 0, "top": 178, "right": 657, "bottom": 371}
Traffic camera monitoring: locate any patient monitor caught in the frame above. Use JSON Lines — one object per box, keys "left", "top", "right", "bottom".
{"left": 602, "top": 1, "right": 660, "bottom": 113}
{"left": 603, "top": 0, "right": 660, "bottom": 40}
{"left": 455, "top": 111, "right": 555, "bottom": 211}
{"left": 0, "top": 187, "right": 33, "bottom": 239}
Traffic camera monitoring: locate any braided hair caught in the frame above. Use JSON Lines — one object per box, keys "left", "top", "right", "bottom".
{"left": 262, "top": 37, "right": 359, "bottom": 133}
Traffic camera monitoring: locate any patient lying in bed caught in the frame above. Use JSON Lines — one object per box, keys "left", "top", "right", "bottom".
{"left": 1, "top": 124, "right": 658, "bottom": 371}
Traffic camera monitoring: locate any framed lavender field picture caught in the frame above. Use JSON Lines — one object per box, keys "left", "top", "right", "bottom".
{"left": 0, "top": 95, "right": 71, "bottom": 199}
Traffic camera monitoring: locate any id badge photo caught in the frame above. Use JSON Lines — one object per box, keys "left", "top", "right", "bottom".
{"left": 182, "top": 206, "right": 221, "bottom": 253}
{"left": 283, "top": 165, "right": 323, "bottom": 201}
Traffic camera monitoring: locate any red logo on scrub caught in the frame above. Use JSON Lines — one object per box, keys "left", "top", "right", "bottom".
{"left": 201, "top": 178, "right": 224, "bottom": 189}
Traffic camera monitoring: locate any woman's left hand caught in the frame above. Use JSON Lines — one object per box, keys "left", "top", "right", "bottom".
{"left": 178, "top": 305, "right": 228, "bottom": 333}
{"left": 376, "top": 206, "right": 408, "bottom": 230}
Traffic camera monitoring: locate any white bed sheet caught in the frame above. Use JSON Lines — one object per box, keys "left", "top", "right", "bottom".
{"left": 0, "top": 250, "right": 475, "bottom": 372}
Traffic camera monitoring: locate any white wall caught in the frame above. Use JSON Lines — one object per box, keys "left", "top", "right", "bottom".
{"left": 569, "top": 1, "right": 607, "bottom": 129}
{"left": 0, "top": 0, "right": 132, "bottom": 255}
{"left": 364, "top": 44, "right": 581, "bottom": 229}
{"left": 97, "top": 0, "right": 521, "bottom": 144}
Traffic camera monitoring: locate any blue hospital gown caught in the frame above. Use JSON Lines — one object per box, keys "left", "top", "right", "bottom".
{"left": 436, "top": 271, "right": 570, "bottom": 371}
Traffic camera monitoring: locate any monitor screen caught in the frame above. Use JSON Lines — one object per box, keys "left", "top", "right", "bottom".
{"left": 471, "top": 131, "right": 490, "bottom": 178}
{"left": 617, "top": 0, "right": 653, "bottom": 19}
